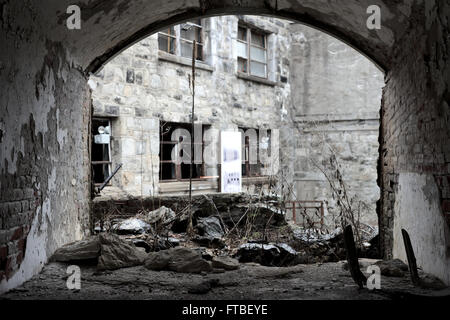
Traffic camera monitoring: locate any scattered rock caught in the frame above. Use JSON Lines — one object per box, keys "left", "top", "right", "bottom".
{"left": 235, "top": 242, "right": 297, "bottom": 267}
{"left": 144, "top": 247, "right": 212, "bottom": 274}
{"left": 418, "top": 274, "right": 448, "bottom": 290}
{"left": 146, "top": 206, "right": 176, "bottom": 226}
{"left": 131, "top": 239, "right": 152, "bottom": 253}
{"left": 144, "top": 250, "right": 172, "bottom": 271}
{"left": 211, "top": 256, "right": 240, "bottom": 271}
{"left": 375, "top": 259, "right": 408, "bottom": 277}
{"left": 188, "top": 279, "right": 220, "bottom": 294}
{"left": 342, "top": 258, "right": 381, "bottom": 271}
{"left": 196, "top": 216, "right": 224, "bottom": 239}
{"left": 168, "top": 247, "right": 213, "bottom": 273}
{"left": 167, "top": 237, "right": 181, "bottom": 247}
{"left": 192, "top": 247, "right": 214, "bottom": 261}
{"left": 51, "top": 237, "right": 100, "bottom": 262}
{"left": 97, "top": 233, "right": 146, "bottom": 270}
{"left": 193, "top": 236, "right": 226, "bottom": 249}
{"left": 112, "top": 218, "right": 152, "bottom": 235}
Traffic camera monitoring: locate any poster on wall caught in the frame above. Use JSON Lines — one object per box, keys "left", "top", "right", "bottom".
{"left": 220, "top": 131, "right": 242, "bottom": 193}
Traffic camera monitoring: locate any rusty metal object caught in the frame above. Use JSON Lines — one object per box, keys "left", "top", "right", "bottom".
{"left": 95, "top": 163, "right": 123, "bottom": 196}
{"left": 401, "top": 229, "right": 420, "bottom": 286}
{"left": 285, "top": 200, "right": 324, "bottom": 228}
{"left": 344, "top": 225, "right": 367, "bottom": 289}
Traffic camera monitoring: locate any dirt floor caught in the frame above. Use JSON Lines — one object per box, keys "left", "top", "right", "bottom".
{"left": 1, "top": 261, "right": 449, "bottom": 300}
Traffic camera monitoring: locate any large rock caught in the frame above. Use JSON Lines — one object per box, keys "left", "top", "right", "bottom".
{"left": 235, "top": 242, "right": 297, "bottom": 267}
{"left": 52, "top": 237, "right": 101, "bottom": 262}
{"left": 112, "top": 218, "right": 152, "bottom": 235}
{"left": 144, "top": 247, "right": 212, "bottom": 273}
{"left": 418, "top": 273, "right": 448, "bottom": 290}
{"left": 211, "top": 256, "right": 240, "bottom": 270}
{"left": 221, "top": 204, "right": 285, "bottom": 230}
{"left": 193, "top": 236, "right": 226, "bottom": 249}
{"left": 375, "top": 259, "right": 409, "bottom": 277}
{"left": 146, "top": 206, "right": 176, "bottom": 226}
{"left": 342, "top": 258, "right": 381, "bottom": 271}
{"left": 196, "top": 216, "right": 224, "bottom": 239}
{"left": 144, "top": 250, "right": 172, "bottom": 271}
{"left": 97, "top": 233, "right": 146, "bottom": 270}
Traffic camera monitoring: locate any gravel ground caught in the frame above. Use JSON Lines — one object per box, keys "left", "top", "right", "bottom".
{"left": 1, "top": 261, "right": 449, "bottom": 300}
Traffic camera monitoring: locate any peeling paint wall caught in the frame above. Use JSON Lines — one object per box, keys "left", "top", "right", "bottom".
{"left": 1, "top": 0, "right": 449, "bottom": 291}
{"left": 0, "top": 1, "right": 91, "bottom": 293}
{"left": 393, "top": 173, "right": 450, "bottom": 284}
{"left": 380, "top": 1, "right": 450, "bottom": 284}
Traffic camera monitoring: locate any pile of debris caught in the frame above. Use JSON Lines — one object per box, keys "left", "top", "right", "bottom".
{"left": 54, "top": 194, "right": 381, "bottom": 274}
{"left": 286, "top": 223, "right": 379, "bottom": 264}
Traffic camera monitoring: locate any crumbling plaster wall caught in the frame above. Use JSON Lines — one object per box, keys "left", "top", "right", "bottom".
{"left": 0, "top": 1, "right": 91, "bottom": 293}
{"left": 288, "top": 24, "right": 384, "bottom": 228}
{"left": 381, "top": 1, "right": 450, "bottom": 284}
{"left": 0, "top": 0, "right": 448, "bottom": 291}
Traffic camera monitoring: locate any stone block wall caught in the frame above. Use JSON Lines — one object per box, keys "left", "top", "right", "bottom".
{"left": 90, "top": 15, "right": 293, "bottom": 197}
{"left": 288, "top": 24, "right": 385, "bottom": 229}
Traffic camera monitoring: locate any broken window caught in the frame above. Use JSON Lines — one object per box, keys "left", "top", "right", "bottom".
{"left": 237, "top": 24, "right": 268, "bottom": 78}
{"left": 92, "top": 118, "right": 112, "bottom": 185}
{"left": 239, "top": 128, "right": 271, "bottom": 177}
{"left": 158, "top": 20, "right": 204, "bottom": 61}
{"left": 159, "top": 121, "right": 208, "bottom": 181}
{"left": 180, "top": 19, "right": 203, "bottom": 60}
{"left": 158, "top": 26, "right": 176, "bottom": 54}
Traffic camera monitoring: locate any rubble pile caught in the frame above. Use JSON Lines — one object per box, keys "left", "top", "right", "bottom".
{"left": 53, "top": 194, "right": 382, "bottom": 275}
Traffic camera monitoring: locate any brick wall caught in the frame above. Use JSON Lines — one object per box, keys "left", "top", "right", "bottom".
{"left": 0, "top": 188, "right": 40, "bottom": 281}
{"left": 380, "top": 1, "right": 450, "bottom": 260}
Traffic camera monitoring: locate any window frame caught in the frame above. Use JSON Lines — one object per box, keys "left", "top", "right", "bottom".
{"left": 158, "top": 20, "right": 204, "bottom": 61}
{"left": 92, "top": 118, "right": 113, "bottom": 186}
{"left": 159, "top": 121, "right": 208, "bottom": 182}
{"left": 158, "top": 26, "right": 176, "bottom": 55}
{"left": 239, "top": 127, "right": 272, "bottom": 177}
{"left": 237, "top": 24, "right": 268, "bottom": 79}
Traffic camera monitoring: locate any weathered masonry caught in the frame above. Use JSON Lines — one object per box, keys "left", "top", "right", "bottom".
{"left": 90, "top": 16, "right": 291, "bottom": 198}
{"left": 90, "top": 16, "right": 383, "bottom": 232}
{"left": 0, "top": 1, "right": 449, "bottom": 292}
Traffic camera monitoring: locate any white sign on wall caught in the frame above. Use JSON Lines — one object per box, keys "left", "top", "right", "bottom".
{"left": 220, "top": 131, "right": 242, "bottom": 193}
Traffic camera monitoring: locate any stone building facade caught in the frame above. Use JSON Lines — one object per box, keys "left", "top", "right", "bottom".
{"left": 2, "top": 1, "right": 448, "bottom": 291}
{"left": 90, "top": 15, "right": 292, "bottom": 198}
{"left": 90, "top": 15, "right": 384, "bottom": 230}
{"left": 289, "top": 25, "right": 384, "bottom": 228}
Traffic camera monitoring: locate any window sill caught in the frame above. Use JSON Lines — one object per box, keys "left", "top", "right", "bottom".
{"left": 242, "top": 176, "right": 274, "bottom": 185}
{"left": 236, "top": 72, "right": 277, "bottom": 86}
{"left": 159, "top": 178, "right": 218, "bottom": 194}
{"left": 158, "top": 51, "right": 214, "bottom": 72}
